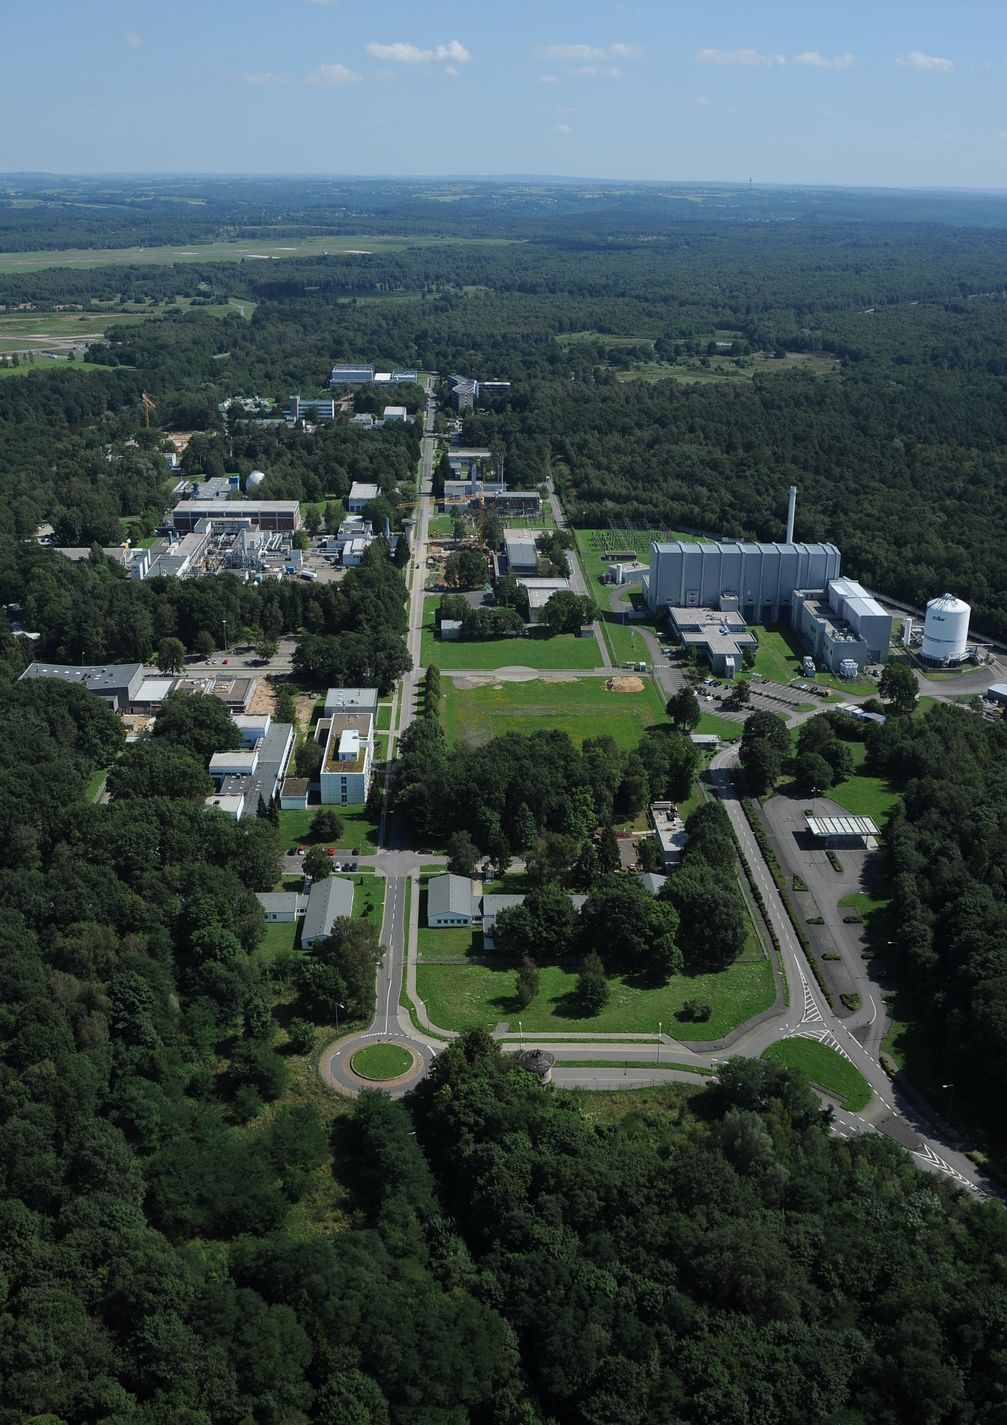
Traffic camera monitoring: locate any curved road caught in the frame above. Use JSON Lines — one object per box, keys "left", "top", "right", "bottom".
{"left": 317, "top": 383, "right": 996, "bottom": 1196}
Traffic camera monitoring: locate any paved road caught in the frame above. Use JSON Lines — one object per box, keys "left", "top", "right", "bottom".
{"left": 316, "top": 394, "right": 995, "bottom": 1194}
{"left": 318, "top": 379, "right": 443, "bottom": 1097}
{"left": 706, "top": 742, "right": 990, "bottom": 1195}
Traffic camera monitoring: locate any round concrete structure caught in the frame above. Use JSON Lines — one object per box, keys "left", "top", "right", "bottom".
{"left": 921, "top": 593, "right": 970, "bottom": 664}
{"left": 519, "top": 1048, "right": 556, "bottom": 1085}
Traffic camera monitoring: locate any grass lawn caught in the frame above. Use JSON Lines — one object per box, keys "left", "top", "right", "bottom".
{"left": 827, "top": 741, "right": 900, "bottom": 822}
{"left": 420, "top": 605, "right": 600, "bottom": 671}
{"left": 256, "top": 919, "right": 300, "bottom": 963}
{"left": 351, "top": 875, "right": 385, "bottom": 934}
{"left": 84, "top": 767, "right": 108, "bottom": 802}
{"left": 415, "top": 957, "right": 775, "bottom": 1038}
{"left": 696, "top": 710, "right": 742, "bottom": 739}
{"left": 0, "top": 358, "right": 120, "bottom": 376}
{"left": 442, "top": 674, "right": 667, "bottom": 749}
{"left": 740, "top": 624, "right": 877, "bottom": 695}
{"left": 350, "top": 1043, "right": 414, "bottom": 1080}
{"left": 762, "top": 1038, "right": 871, "bottom": 1111}
{"left": 375, "top": 702, "right": 392, "bottom": 731}
{"left": 278, "top": 804, "right": 379, "bottom": 853}
{"left": 559, "top": 1059, "right": 714, "bottom": 1074}
{"left": 575, "top": 528, "right": 701, "bottom": 592}
{"left": 417, "top": 876, "right": 481, "bottom": 960}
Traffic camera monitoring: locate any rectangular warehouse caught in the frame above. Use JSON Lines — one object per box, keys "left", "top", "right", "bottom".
{"left": 791, "top": 577, "right": 892, "bottom": 673}
{"left": 171, "top": 500, "right": 301, "bottom": 534}
{"left": 646, "top": 540, "right": 842, "bottom": 623}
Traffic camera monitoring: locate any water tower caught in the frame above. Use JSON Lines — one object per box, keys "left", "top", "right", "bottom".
{"left": 921, "top": 593, "right": 971, "bottom": 665}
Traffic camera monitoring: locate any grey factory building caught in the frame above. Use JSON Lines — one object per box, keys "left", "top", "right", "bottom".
{"left": 645, "top": 540, "right": 842, "bottom": 624}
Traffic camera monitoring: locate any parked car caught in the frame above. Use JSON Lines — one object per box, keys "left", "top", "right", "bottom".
{"left": 351, "top": 846, "right": 360, "bottom": 856}
{"left": 296, "top": 846, "right": 306, "bottom": 856}
{"left": 327, "top": 847, "right": 337, "bottom": 857}
{"left": 286, "top": 847, "right": 297, "bottom": 856}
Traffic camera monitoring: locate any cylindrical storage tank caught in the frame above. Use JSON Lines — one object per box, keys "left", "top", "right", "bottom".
{"left": 921, "top": 593, "right": 970, "bottom": 664}
{"left": 246, "top": 470, "right": 266, "bottom": 491}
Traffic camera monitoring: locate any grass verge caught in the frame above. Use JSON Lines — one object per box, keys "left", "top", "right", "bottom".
{"left": 762, "top": 1038, "right": 871, "bottom": 1112}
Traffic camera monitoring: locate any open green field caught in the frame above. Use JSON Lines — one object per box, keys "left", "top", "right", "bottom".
{"left": 614, "top": 351, "right": 842, "bottom": 386}
{"left": 0, "top": 298, "right": 250, "bottom": 352}
{"left": 575, "top": 527, "right": 702, "bottom": 591}
{"left": 415, "top": 956, "right": 775, "bottom": 1038}
{"left": 277, "top": 803, "right": 379, "bottom": 853}
{"left": 421, "top": 604, "right": 600, "bottom": 671}
{"left": 762, "top": 1038, "right": 871, "bottom": 1111}
{"left": 352, "top": 875, "right": 385, "bottom": 935}
{"left": 0, "top": 233, "right": 512, "bottom": 274}
{"left": 826, "top": 741, "right": 901, "bottom": 822}
{"left": 442, "top": 674, "right": 667, "bottom": 748}
{"left": 351, "top": 1043, "right": 413, "bottom": 1080}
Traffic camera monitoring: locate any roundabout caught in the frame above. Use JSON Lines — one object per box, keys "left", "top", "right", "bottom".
{"left": 350, "top": 1042, "right": 415, "bottom": 1081}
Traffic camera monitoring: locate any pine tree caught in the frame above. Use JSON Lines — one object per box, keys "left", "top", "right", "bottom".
{"left": 597, "top": 823, "right": 621, "bottom": 875}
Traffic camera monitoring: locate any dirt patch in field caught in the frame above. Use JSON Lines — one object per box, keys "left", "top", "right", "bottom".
{"left": 605, "top": 675, "right": 645, "bottom": 693}
{"left": 540, "top": 674, "right": 580, "bottom": 683}
{"left": 246, "top": 680, "right": 276, "bottom": 716}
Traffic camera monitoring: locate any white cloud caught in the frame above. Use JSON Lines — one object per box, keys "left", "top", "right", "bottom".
{"left": 125, "top": 31, "right": 142, "bottom": 48}
{"left": 243, "top": 73, "right": 289, "bottom": 85}
{"left": 306, "top": 63, "right": 363, "bottom": 86}
{"left": 536, "top": 44, "right": 606, "bottom": 61}
{"left": 556, "top": 123, "right": 574, "bottom": 134}
{"left": 573, "top": 65, "right": 626, "bottom": 79}
{"left": 443, "top": 65, "right": 459, "bottom": 77}
{"left": 696, "top": 48, "right": 785, "bottom": 66}
{"left": 896, "top": 50, "right": 953, "bottom": 71}
{"left": 365, "top": 40, "right": 471, "bottom": 64}
{"left": 692, "top": 96, "right": 710, "bottom": 105}
{"left": 794, "top": 51, "right": 855, "bottom": 69}
{"left": 535, "top": 42, "right": 642, "bottom": 63}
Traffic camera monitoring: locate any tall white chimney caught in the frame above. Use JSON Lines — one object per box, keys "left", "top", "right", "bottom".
{"left": 786, "top": 485, "right": 797, "bottom": 544}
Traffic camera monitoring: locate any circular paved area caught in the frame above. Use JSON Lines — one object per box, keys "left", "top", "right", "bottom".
{"left": 320, "top": 1030, "right": 435, "bottom": 1098}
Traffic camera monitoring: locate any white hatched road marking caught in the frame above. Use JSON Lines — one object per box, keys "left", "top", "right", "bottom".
{"left": 792, "top": 966, "right": 852, "bottom": 1060}
{"left": 913, "top": 1141, "right": 979, "bottom": 1191}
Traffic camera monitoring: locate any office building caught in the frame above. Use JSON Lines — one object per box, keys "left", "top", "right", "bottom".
{"left": 19, "top": 661, "right": 144, "bottom": 713}
{"left": 347, "top": 483, "right": 379, "bottom": 513}
{"left": 289, "top": 395, "right": 336, "bottom": 422}
{"left": 206, "top": 718, "right": 295, "bottom": 819}
{"left": 318, "top": 710, "right": 374, "bottom": 805}
{"left": 330, "top": 364, "right": 375, "bottom": 386}
{"left": 666, "top": 606, "right": 757, "bottom": 678}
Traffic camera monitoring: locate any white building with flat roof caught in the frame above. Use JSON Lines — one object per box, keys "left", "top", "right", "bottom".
{"left": 318, "top": 711, "right": 374, "bottom": 805}
{"left": 347, "top": 483, "right": 380, "bottom": 513}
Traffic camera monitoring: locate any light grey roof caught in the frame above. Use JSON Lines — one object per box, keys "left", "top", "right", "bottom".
{"left": 806, "top": 816, "right": 879, "bottom": 838}
{"left": 302, "top": 876, "right": 354, "bottom": 943}
{"left": 635, "top": 873, "right": 669, "bottom": 896}
{"left": 19, "top": 661, "right": 143, "bottom": 700}
{"left": 256, "top": 892, "right": 308, "bottom": 915}
{"left": 427, "top": 873, "right": 476, "bottom": 920}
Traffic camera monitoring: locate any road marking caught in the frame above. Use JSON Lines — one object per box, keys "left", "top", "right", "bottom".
{"left": 913, "top": 1141, "right": 979, "bottom": 1190}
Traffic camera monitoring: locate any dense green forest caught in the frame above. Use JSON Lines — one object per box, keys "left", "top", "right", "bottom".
{"left": 2, "top": 179, "right": 1007, "bottom": 1421}
{"left": 6, "top": 208, "right": 1007, "bottom": 631}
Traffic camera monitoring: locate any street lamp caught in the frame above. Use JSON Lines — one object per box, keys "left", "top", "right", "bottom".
{"left": 657, "top": 1021, "right": 662, "bottom": 1065}
{"left": 334, "top": 1001, "right": 346, "bottom": 1036}
{"left": 942, "top": 1082, "right": 956, "bottom": 1116}
{"left": 519, "top": 1020, "right": 524, "bottom": 1051}
{"left": 221, "top": 618, "right": 228, "bottom": 653}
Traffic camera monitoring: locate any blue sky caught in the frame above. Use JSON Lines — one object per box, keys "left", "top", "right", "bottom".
{"left": 4, "top": 0, "right": 1007, "bottom": 186}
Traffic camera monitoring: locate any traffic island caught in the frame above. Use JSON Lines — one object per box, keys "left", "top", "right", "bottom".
{"left": 350, "top": 1043, "right": 416, "bottom": 1081}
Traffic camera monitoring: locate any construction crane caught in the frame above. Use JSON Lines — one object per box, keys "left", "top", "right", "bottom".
{"left": 141, "top": 392, "right": 156, "bottom": 428}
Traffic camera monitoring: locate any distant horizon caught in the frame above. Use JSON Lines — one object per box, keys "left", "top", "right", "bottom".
{"left": 3, "top": 0, "right": 1004, "bottom": 187}
{"left": 3, "top": 172, "right": 1007, "bottom": 198}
